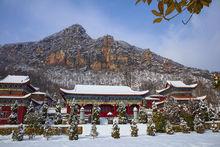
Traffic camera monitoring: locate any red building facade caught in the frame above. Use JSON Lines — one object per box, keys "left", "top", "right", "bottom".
{"left": 0, "top": 75, "right": 53, "bottom": 124}
{"left": 60, "top": 85, "right": 153, "bottom": 117}
{"left": 155, "top": 80, "right": 206, "bottom": 107}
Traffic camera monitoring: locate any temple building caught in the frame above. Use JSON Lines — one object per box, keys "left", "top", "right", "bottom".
{"left": 60, "top": 85, "right": 153, "bottom": 117}
{"left": 155, "top": 80, "right": 206, "bottom": 107}
{"left": 0, "top": 75, "right": 53, "bottom": 124}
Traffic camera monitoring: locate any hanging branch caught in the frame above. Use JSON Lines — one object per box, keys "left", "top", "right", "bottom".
{"left": 182, "top": 13, "right": 193, "bottom": 25}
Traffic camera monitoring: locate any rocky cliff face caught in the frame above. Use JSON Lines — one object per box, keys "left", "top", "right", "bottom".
{"left": 0, "top": 24, "right": 218, "bottom": 103}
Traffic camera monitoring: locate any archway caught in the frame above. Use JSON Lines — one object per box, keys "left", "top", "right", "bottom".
{"left": 99, "top": 104, "right": 114, "bottom": 117}
{"left": 84, "top": 104, "right": 93, "bottom": 115}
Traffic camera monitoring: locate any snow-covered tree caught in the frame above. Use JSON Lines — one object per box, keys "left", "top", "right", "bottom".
{"left": 152, "top": 110, "right": 166, "bottom": 132}
{"left": 54, "top": 99, "right": 62, "bottom": 124}
{"left": 12, "top": 124, "right": 24, "bottom": 141}
{"left": 138, "top": 106, "right": 148, "bottom": 123}
{"left": 69, "top": 99, "right": 78, "bottom": 124}
{"left": 147, "top": 118, "right": 156, "bottom": 136}
{"left": 179, "top": 104, "right": 194, "bottom": 130}
{"left": 24, "top": 101, "right": 39, "bottom": 139}
{"left": 90, "top": 121, "right": 98, "bottom": 138}
{"left": 40, "top": 101, "right": 48, "bottom": 124}
{"left": 210, "top": 120, "right": 219, "bottom": 133}
{"left": 180, "top": 117, "right": 190, "bottom": 133}
{"left": 208, "top": 105, "right": 219, "bottom": 121}
{"left": 193, "top": 100, "right": 209, "bottom": 122}
{"left": 165, "top": 120, "right": 174, "bottom": 135}
{"left": 164, "top": 98, "right": 180, "bottom": 125}
{"left": 43, "top": 117, "right": 51, "bottom": 140}
{"left": 68, "top": 121, "right": 79, "bottom": 140}
{"left": 111, "top": 121, "right": 120, "bottom": 139}
{"left": 193, "top": 114, "right": 205, "bottom": 134}
{"left": 117, "top": 101, "right": 127, "bottom": 124}
{"left": 91, "top": 104, "right": 100, "bottom": 124}
{"left": 9, "top": 100, "right": 18, "bottom": 124}
{"left": 130, "top": 119, "right": 138, "bottom": 137}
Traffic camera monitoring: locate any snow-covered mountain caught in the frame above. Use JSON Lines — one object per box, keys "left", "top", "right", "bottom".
{"left": 0, "top": 24, "right": 218, "bottom": 102}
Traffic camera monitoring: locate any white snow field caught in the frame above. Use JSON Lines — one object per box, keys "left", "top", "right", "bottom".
{"left": 0, "top": 124, "right": 220, "bottom": 147}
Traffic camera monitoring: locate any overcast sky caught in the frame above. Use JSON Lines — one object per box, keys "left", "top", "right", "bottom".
{"left": 0, "top": 0, "right": 219, "bottom": 71}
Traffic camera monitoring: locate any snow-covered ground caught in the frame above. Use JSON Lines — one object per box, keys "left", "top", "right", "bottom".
{"left": 1, "top": 124, "right": 220, "bottom": 147}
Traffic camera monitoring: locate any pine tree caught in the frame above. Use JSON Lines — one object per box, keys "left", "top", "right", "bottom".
{"left": 54, "top": 99, "right": 62, "bottom": 124}
{"left": 193, "top": 114, "right": 205, "bottom": 134}
{"left": 40, "top": 101, "right": 48, "bottom": 124}
{"left": 12, "top": 124, "right": 24, "bottom": 141}
{"left": 138, "top": 106, "right": 148, "bottom": 123}
{"left": 9, "top": 100, "right": 18, "bottom": 124}
{"left": 24, "top": 101, "right": 39, "bottom": 139}
{"left": 180, "top": 117, "right": 190, "bottom": 133}
{"left": 164, "top": 98, "right": 180, "bottom": 125}
{"left": 111, "top": 121, "right": 120, "bottom": 139}
{"left": 194, "top": 100, "right": 209, "bottom": 122}
{"left": 91, "top": 104, "right": 100, "bottom": 124}
{"left": 165, "top": 120, "right": 174, "bottom": 135}
{"left": 69, "top": 99, "right": 78, "bottom": 124}
{"left": 43, "top": 117, "right": 51, "bottom": 140}
{"left": 208, "top": 105, "right": 219, "bottom": 121}
{"left": 68, "top": 99, "right": 79, "bottom": 140}
{"left": 147, "top": 118, "right": 156, "bottom": 136}
{"left": 117, "top": 101, "right": 127, "bottom": 124}
{"left": 68, "top": 120, "right": 79, "bottom": 140}
{"left": 90, "top": 121, "right": 99, "bottom": 138}
{"left": 130, "top": 119, "right": 138, "bottom": 137}
{"left": 152, "top": 111, "right": 166, "bottom": 133}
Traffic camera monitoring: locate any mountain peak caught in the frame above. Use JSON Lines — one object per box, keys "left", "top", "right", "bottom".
{"left": 64, "top": 24, "right": 86, "bottom": 34}
{"left": 40, "top": 24, "right": 91, "bottom": 44}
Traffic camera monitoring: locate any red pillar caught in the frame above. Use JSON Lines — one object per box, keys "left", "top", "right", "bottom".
{"left": 17, "top": 106, "right": 27, "bottom": 124}
{"left": 67, "top": 104, "right": 71, "bottom": 114}
{"left": 126, "top": 104, "right": 131, "bottom": 115}
{"left": 113, "top": 104, "right": 117, "bottom": 117}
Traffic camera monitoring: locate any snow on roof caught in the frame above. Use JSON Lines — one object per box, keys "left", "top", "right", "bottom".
{"left": 60, "top": 85, "right": 149, "bottom": 95}
{"left": 195, "top": 95, "right": 206, "bottom": 100}
{"left": 32, "top": 91, "right": 46, "bottom": 95}
{"left": 30, "top": 84, "right": 39, "bottom": 91}
{"left": 144, "top": 97, "right": 160, "bottom": 101}
{"left": 171, "top": 95, "right": 206, "bottom": 101}
{"left": 31, "top": 98, "right": 44, "bottom": 105}
{"left": 156, "top": 86, "right": 170, "bottom": 94}
{"left": 0, "top": 75, "right": 30, "bottom": 84}
{"left": 155, "top": 101, "right": 165, "bottom": 105}
{"left": 0, "top": 93, "right": 31, "bottom": 99}
{"left": 149, "top": 94, "right": 165, "bottom": 97}
{"left": 156, "top": 80, "right": 197, "bottom": 94}
{"left": 167, "top": 80, "right": 197, "bottom": 88}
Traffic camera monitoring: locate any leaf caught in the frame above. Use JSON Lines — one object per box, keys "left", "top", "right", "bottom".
{"left": 135, "top": 0, "right": 142, "bottom": 5}
{"left": 153, "top": 17, "right": 163, "bottom": 23}
{"left": 180, "top": 0, "right": 187, "bottom": 6}
{"left": 147, "top": 0, "right": 152, "bottom": 5}
{"left": 165, "top": 2, "right": 175, "bottom": 16}
{"left": 152, "top": 10, "right": 162, "bottom": 16}
{"left": 164, "top": 0, "right": 170, "bottom": 4}
{"left": 175, "top": 2, "right": 182, "bottom": 13}
{"left": 201, "top": 0, "right": 210, "bottom": 7}
{"left": 158, "top": 1, "right": 164, "bottom": 13}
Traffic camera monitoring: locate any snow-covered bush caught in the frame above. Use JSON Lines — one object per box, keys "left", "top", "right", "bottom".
{"left": 130, "top": 119, "right": 138, "bottom": 137}
{"left": 117, "top": 101, "right": 127, "bottom": 124}
{"left": 111, "top": 121, "right": 120, "bottom": 139}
